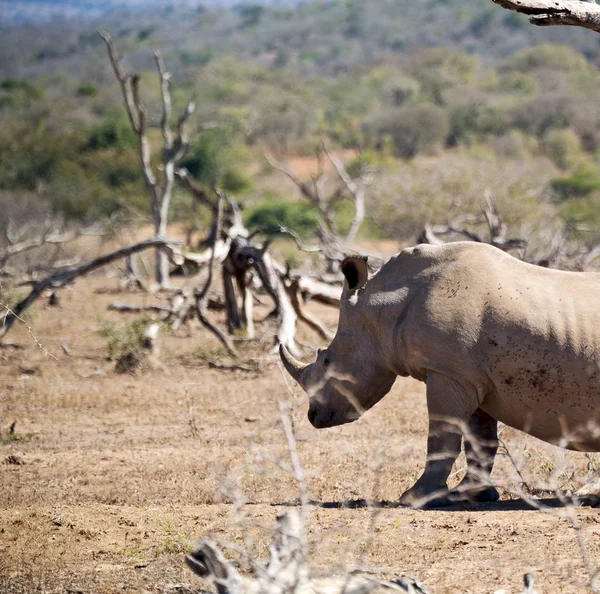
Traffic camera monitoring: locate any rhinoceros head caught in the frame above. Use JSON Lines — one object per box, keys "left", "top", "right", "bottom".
{"left": 280, "top": 256, "right": 396, "bottom": 428}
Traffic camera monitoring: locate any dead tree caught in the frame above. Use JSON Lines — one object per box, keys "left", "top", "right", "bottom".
{"left": 99, "top": 31, "right": 196, "bottom": 288}
{"left": 418, "top": 190, "right": 528, "bottom": 252}
{"left": 0, "top": 228, "right": 78, "bottom": 270}
{"left": 266, "top": 139, "right": 375, "bottom": 273}
{"left": 0, "top": 237, "right": 183, "bottom": 340}
{"left": 491, "top": 0, "right": 600, "bottom": 32}
{"left": 416, "top": 192, "right": 600, "bottom": 270}
{"left": 194, "top": 196, "right": 238, "bottom": 357}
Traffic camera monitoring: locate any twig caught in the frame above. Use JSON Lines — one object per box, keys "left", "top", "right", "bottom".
{"left": 278, "top": 400, "right": 309, "bottom": 561}
{"left": 0, "top": 301, "right": 57, "bottom": 360}
{"left": 0, "top": 237, "right": 183, "bottom": 340}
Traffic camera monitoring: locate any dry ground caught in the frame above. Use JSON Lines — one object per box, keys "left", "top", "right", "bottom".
{"left": 1, "top": 271, "right": 599, "bottom": 594}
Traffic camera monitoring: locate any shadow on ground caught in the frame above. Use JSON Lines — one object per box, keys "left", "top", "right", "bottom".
{"left": 270, "top": 496, "right": 599, "bottom": 511}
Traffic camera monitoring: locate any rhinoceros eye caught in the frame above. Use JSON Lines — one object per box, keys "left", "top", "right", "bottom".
{"left": 322, "top": 353, "right": 331, "bottom": 368}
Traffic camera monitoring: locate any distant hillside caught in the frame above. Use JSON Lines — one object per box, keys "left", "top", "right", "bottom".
{"left": 3, "top": 0, "right": 600, "bottom": 250}
{"left": 1, "top": 0, "right": 599, "bottom": 81}
{"left": 0, "top": 0, "right": 296, "bottom": 24}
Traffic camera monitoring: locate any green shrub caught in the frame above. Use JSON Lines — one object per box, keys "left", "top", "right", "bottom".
{"left": 551, "top": 168, "right": 600, "bottom": 200}
{"left": 505, "top": 45, "right": 589, "bottom": 73}
{"left": 495, "top": 72, "right": 536, "bottom": 95}
{"left": 244, "top": 197, "right": 318, "bottom": 237}
{"left": 0, "top": 125, "right": 67, "bottom": 190}
{"left": 77, "top": 84, "right": 98, "bottom": 97}
{"left": 0, "top": 78, "right": 43, "bottom": 100}
{"left": 365, "top": 105, "right": 450, "bottom": 159}
{"left": 510, "top": 94, "right": 574, "bottom": 137}
{"left": 234, "top": 3, "right": 265, "bottom": 28}
{"left": 87, "top": 116, "right": 136, "bottom": 151}
{"left": 448, "top": 100, "right": 505, "bottom": 146}
{"left": 543, "top": 128, "right": 581, "bottom": 170}
{"left": 180, "top": 47, "right": 214, "bottom": 66}
{"left": 180, "top": 129, "right": 250, "bottom": 193}
{"left": 383, "top": 75, "right": 420, "bottom": 107}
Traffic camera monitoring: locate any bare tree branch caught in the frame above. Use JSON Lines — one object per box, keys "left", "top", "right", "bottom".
{"left": 196, "top": 197, "right": 238, "bottom": 357}
{"left": 0, "top": 231, "right": 78, "bottom": 268}
{"left": 265, "top": 153, "right": 320, "bottom": 206}
{"left": 491, "top": 0, "right": 600, "bottom": 33}
{"left": 321, "top": 140, "right": 371, "bottom": 242}
{"left": 175, "top": 168, "right": 218, "bottom": 213}
{"left": 97, "top": 30, "right": 140, "bottom": 133}
{"left": 99, "top": 31, "right": 196, "bottom": 288}
{"left": 153, "top": 49, "right": 173, "bottom": 153}
{"left": 0, "top": 237, "right": 183, "bottom": 340}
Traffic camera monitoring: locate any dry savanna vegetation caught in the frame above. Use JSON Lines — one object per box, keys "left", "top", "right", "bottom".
{"left": 2, "top": 1, "right": 600, "bottom": 593}
{"left": 1, "top": 233, "right": 599, "bottom": 594}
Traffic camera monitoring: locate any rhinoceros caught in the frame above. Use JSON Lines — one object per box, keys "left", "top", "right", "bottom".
{"left": 280, "top": 241, "right": 600, "bottom": 507}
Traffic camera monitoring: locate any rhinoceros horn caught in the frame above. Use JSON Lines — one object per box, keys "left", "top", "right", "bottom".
{"left": 279, "top": 344, "right": 307, "bottom": 384}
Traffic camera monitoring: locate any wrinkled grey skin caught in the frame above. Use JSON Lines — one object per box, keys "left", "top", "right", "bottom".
{"left": 280, "top": 242, "right": 600, "bottom": 507}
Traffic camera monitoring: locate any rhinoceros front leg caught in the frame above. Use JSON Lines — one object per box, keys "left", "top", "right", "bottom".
{"left": 453, "top": 408, "right": 499, "bottom": 502}
{"left": 399, "top": 372, "right": 478, "bottom": 508}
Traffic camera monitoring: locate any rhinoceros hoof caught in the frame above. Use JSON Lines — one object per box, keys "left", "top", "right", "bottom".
{"left": 580, "top": 495, "right": 600, "bottom": 508}
{"left": 450, "top": 485, "right": 500, "bottom": 504}
{"left": 399, "top": 489, "right": 453, "bottom": 509}
{"left": 400, "top": 486, "right": 500, "bottom": 508}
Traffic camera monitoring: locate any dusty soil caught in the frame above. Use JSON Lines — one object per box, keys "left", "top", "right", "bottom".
{"left": 1, "top": 269, "right": 599, "bottom": 594}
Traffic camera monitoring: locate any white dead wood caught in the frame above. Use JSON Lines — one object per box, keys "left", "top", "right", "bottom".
{"left": 223, "top": 236, "right": 301, "bottom": 357}
{"left": 194, "top": 196, "right": 239, "bottom": 357}
{"left": 266, "top": 140, "right": 376, "bottom": 274}
{"left": 283, "top": 273, "right": 334, "bottom": 341}
{"left": 108, "top": 302, "right": 172, "bottom": 314}
{"left": 491, "top": 0, "right": 600, "bottom": 33}
{"left": 418, "top": 190, "right": 528, "bottom": 253}
{"left": 99, "top": 31, "right": 196, "bottom": 288}
{"left": 0, "top": 237, "right": 183, "bottom": 340}
{"left": 321, "top": 140, "right": 373, "bottom": 242}
{"left": 120, "top": 254, "right": 149, "bottom": 292}
{"left": 0, "top": 230, "right": 78, "bottom": 268}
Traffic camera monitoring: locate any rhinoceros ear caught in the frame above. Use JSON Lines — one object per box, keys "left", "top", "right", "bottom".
{"left": 341, "top": 255, "right": 369, "bottom": 292}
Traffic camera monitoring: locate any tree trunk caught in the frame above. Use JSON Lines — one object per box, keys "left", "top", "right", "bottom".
{"left": 154, "top": 217, "right": 171, "bottom": 288}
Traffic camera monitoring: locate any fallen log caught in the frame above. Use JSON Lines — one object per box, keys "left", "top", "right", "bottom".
{"left": 108, "top": 302, "right": 172, "bottom": 314}
{"left": 0, "top": 237, "right": 183, "bottom": 340}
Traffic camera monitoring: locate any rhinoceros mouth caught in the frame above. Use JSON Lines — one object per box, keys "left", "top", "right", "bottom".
{"left": 308, "top": 405, "right": 361, "bottom": 428}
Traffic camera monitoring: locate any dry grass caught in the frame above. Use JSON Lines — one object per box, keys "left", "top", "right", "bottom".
{"left": 0, "top": 272, "right": 599, "bottom": 593}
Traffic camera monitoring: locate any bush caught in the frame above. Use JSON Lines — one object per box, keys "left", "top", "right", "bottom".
{"left": 495, "top": 72, "right": 536, "bottom": 95}
{"left": 0, "top": 125, "right": 68, "bottom": 190}
{"left": 505, "top": 44, "right": 590, "bottom": 73}
{"left": 510, "top": 94, "right": 575, "bottom": 138}
{"left": 383, "top": 75, "right": 420, "bottom": 107}
{"left": 365, "top": 105, "right": 450, "bottom": 159}
{"left": 0, "top": 78, "right": 43, "bottom": 101}
{"left": 448, "top": 100, "right": 505, "bottom": 146}
{"left": 77, "top": 84, "right": 98, "bottom": 97}
{"left": 87, "top": 116, "right": 136, "bottom": 152}
{"left": 572, "top": 100, "right": 600, "bottom": 153}
{"left": 543, "top": 128, "right": 581, "bottom": 170}
{"left": 244, "top": 196, "right": 318, "bottom": 237}
{"left": 551, "top": 169, "right": 600, "bottom": 200}
{"left": 179, "top": 129, "right": 251, "bottom": 194}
